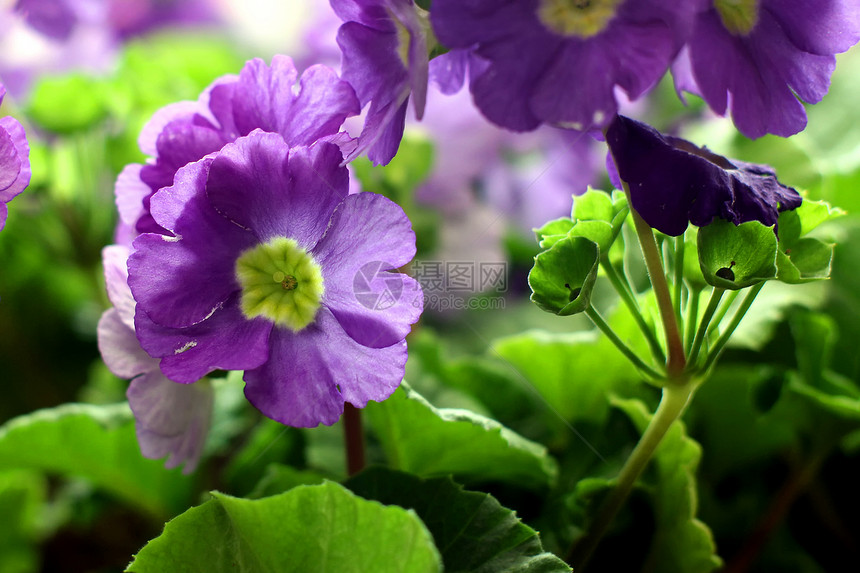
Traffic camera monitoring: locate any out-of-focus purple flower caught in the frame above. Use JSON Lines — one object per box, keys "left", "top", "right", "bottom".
{"left": 15, "top": 0, "right": 219, "bottom": 41}
{"left": 413, "top": 84, "right": 602, "bottom": 234}
{"left": 116, "top": 55, "right": 360, "bottom": 234}
{"left": 331, "top": 0, "right": 432, "bottom": 165}
{"left": 606, "top": 114, "right": 802, "bottom": 236}
{"left": 127, "top": 131, "right": 422, "bottom": 427}
{"left": 430, "top": 0, "right": 694, "bottom": 132}
{"left": 97, "top": 245, "right": 213, "bottom": 473}
{"left": 0, "top": 85, "right": 30, "bottom": 231}
{"left": 673, "top": 0, "right": 860, "bottom": 138}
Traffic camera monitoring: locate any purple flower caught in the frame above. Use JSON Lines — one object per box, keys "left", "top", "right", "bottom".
{"left": 606, "top": 114, "right": 802, "bottom": 236}
{"left": 127, "top": 131, "right": 422, "bottom": 427}
{"left": 0, "top": 85, "right": 30, "bottom": 231}
{"left": 672, "top": 0, "right": 860, "bottom": 138}
{"left": 97, "top": 245, "right": 213, "bottom": 473}
{"left": 430, "top": 0, "right": 694, "bottom": 132}
{"left": 116, "top": 55, "right": 360, "bottom": 234}
{"left": 331, "top": 0, "right": 431, "bottom": 165}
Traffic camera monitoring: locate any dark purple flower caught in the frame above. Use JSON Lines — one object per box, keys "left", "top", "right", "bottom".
{"left": 97, "top": 245, "right": 213, "bottom": 473}
{"left": 0, "top": 85, "right": 30, "bottom": 231}
{"left": 430, "top": 0, "right": 695, "bottom": 132}
{"left": 117, "top": 55, "right": 360, "bottom": 234}
{"left": 606, "top": 114, "right": 802, "bottom": 236}
{"left": 127, "top": 131, "right": 422, "bottom": 427}
{"left": 673, "top": 0, "right": 860, "bottom": 138}
{"left": 331, "top": 0, "right": 431, "bottom": 165}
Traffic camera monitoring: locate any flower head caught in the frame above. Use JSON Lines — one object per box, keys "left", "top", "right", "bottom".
{"left": 672, "top": 0, "right": 860, "bottom": 138}
{"left": 430, "top": 0, "right": 695, "bottom": 132}
{"left": 331, "top": 0, "right": 432, "bottom": 165}
{"left": 127, "top": 131, "right": 422, "bottom": 427}
{"left": 117, "top": 55, "right": 360, "bottom": 234}
{"left": 606, "top": 114, "right": 802, "bottom": 236}
{"left": 97, "top": 245, "right": 213, "bottom": 473}
{"left": 0, "top": 84, "right": 30, "bottom": 231}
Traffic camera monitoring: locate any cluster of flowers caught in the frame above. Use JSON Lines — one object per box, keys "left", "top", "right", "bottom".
{"left": 88, "top": 0, "right": 858, "bottom": 471}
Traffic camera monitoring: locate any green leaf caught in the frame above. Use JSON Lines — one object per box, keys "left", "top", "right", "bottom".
{"left": 248, "top": 464, "right": 328, "bottom": 499}
{"left": 570, "top": 220, "right": 614, "bottom": 254}
{"left": 790, "top": 311, "right": 836, "bottom": 387}
{"left": 345, "top": 467, "right": 571, "bottom": 573}
{"left": 698, "top": 219, "right": 778, "bottom": 289}
{"left": 775, "top": 238, "right": 834, "bottom": 283}
{"left": 365, "top": 384, "right": 557, "bottom": 490}
{"left": 27, "top": 75, "right": 108, "bottom": 133}
{"left": 0, "top": 470, "right": 46, "bottom": 573}
{"left": 491, "top": 329, "right": 642, "bottom": 428}
{"left": 611, "top": 397, "right": 722, "bottom": 573}
{"left": 0, "top": 403, "right": 192, "bottom": 518}
{"left": 529, "top": 236, "right": 600, "bottom": 315}
{"left": 572, "top": 188, "right": 614, "bottom": 222}
{"left": 535, "top": 217, "right": 574, "bottom": 248}
{"left": 127, "top": 482, "right": 442, "bottom": 573}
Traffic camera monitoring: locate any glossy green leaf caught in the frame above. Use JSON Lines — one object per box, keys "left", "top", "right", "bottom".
{"left": 698, "top": 219, "right": 777, "bottom": 289}
{"left": 127, "top": 482, "right": 442, "bottom": 573}
{"left": 0, "top": 403, "right": 192, "bottom": 518}
{"left": 775, "top": 200, "right": 840, "bottom": 283}
{"left": 364, "top": 384, "right": 557, "bottom": 490}
{"left": 345, "top": 467, "right": 571, "bottom": 573}
{"left": 570, "top": 220, "right": 615, "bottom": 254}
{"left": 612, "top": 398, "right": 722, "bottom": 573}
{"left": 529, "top": 236, "right": 600, "bottom": 315}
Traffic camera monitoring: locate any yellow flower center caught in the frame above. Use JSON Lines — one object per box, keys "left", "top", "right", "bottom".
{"left": 537, "top": 0, "right": 623, "bottom": 38}
{"left": 235, "top": 237, "right": 324, "bottom": 332}
{"left": 714, "top": 0, "right": 759, "bottom": 35}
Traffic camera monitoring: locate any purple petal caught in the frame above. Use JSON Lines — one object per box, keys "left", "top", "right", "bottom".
{"left": 243, "top": 307, "right": 407, "bottom": 427}
{"left": 0, "top": 115, "right": 30, "bottom": 202}
{"left": 429, "top": 49, "right": 469, "bottom": 95}
{"left": 138, "top": 100, "right": 203, "bottom": 157}
{"left": 129, "top": 160, "right": 256, "bottom": 328}
{"left": 97, "top": 308, "right": 156, "bottom": 379}
{"left": 766, "top": 0, "right": 860, "bottom": 56}
{"left": 134, "top": 298, "right": 272, "bottom": 384}
{"left": 207, "top": 133, "right": 349, "bottom": 247}
{"left": 313, "top": 192, "right": 422, "bottom": 348}
{"left": 232, "top": 56, "right": 359, "bottom": 145}
{"left": 128, "top": 372, "right": 214, "bottom": 473}
{"left": 102, "top": 244, "right": 135, "bottom": 328}
{"left": 114, "top": 164, "right": 150, "bottom": 230}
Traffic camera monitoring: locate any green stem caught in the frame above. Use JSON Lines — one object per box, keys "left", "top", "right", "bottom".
{"left": 569, "top": 380, "right": 698, "bottom": 570}
{"left": 687, "top": 288, "right": 725, "bottom": 367}
{"left": 602, "top": 260, "right": 666, "bottom": 364}
{"left": 586, "top": 307, "right": 663, "bottom": 380}
{"left": 629, "top": 206, "right": 686, "bottom": 377}
{"left": 702, "top": 283, "right": 765, "bottom": 372}
{"left": 673, "top": 236, "right": 685, "bottom": 342}
{"left": 707, "top": 289, "right": 740, "bottom": 337}
{"left": 684, "top": 286, "right": 701, "bottom": 353}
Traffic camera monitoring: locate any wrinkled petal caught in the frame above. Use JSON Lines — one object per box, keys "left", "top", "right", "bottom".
{"left": 206, "top": 133, "right": 348, "bottom": 247}
{"left": 134, "top": 297, "right": 272, "bottom": 384}
{"left": 606, "top": 115, "right": 801, "bottom": 236}
{"left": 102, "top": 244, "right": 135, "bottom": 328}
{"left": 244, "top": 308, "right": 407, "bottom": 427}
{"left": 114, "top": 164, "right": 150, "bottom": 230}
{"left": 0, "top": 116, "right": 30, "bottom": 202}
{"left": 98, "top": 308, "right": 155, "bottom": 379}
{"left": 232, "top": 56, "right": 360, "bottom": 145}
{"left": 129, "top": 159, "right": 256, "bottom": 328}
{"left": 128, "top": 372, "right": 214, "bottom": 473}
{"left": 313, "top": 192, "right": 422, "bottom": 348}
